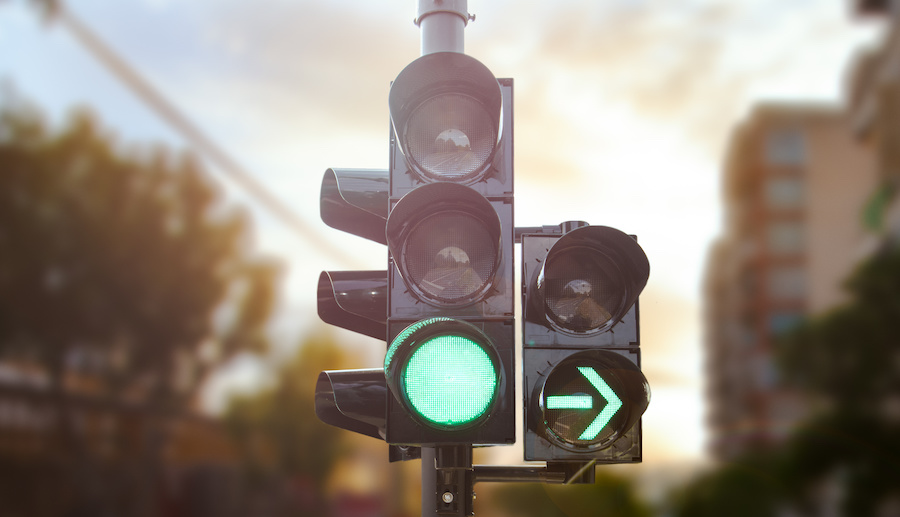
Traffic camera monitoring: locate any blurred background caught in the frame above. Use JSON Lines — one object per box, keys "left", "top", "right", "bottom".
{"left": 0, "top": 0, "right": 898, "bottom": 515}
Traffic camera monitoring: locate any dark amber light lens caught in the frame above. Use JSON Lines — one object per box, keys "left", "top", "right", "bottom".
{"left": 543, "top": 248, "right": 625, "bottom": 333}
{"left": 405, "top": 94, "right": 496, "bottom": 180}
{"left": 403, "top": 211, "right": 497, "bottom": 304}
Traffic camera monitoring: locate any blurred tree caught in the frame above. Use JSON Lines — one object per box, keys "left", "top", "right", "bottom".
{"left": 224, "top": 334, "right": 351, "bottom": 517}
{"left": 779, "top": 246, "right": 900, "bottom": 411}
{"left": 670, "top": 247, "right": 900, "bottom": 517}
{"left": 775, "top": 413, "right": 900, "bottom": 517}
{"left": 0, "top": 101, "right": 277, "bottom": 405}
{"left": 774, "top": 246, "right": 900, "bottom": 516}
{"left": 668, "top": 455, "right": 781, "bottom": 517}
{"left": 0, "top": 98, "right": 278, "bottom": 516}
{"left": 484, "top": 472, "right": 653, "bottom": 517}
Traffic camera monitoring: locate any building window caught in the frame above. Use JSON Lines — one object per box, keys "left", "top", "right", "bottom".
{"left": 754, "top": 355, "right": 779, "bottom": 389}
{"left": 768, "top": 266, "right": 807, "bottom": 300}
{"left": 765, "top": 176, "right": 805, "bottom": 209}
{"left": 767, "top": 221, "right": 805, "bottom": 255}
{"left": 765, "top": 129, "right": 805, "bottom": 166}
{"left": 739, "top": 326, "right": 757, "bottom": 348}
{"left": 768, "top": 311, "right": 804, "bottom": 336}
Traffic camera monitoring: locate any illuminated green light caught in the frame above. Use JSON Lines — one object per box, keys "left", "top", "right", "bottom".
{"left": 403, "top": 335, "right": 497, "bottom": 427}
{"left": 577, "top": 366, "right": 622, "bottom": 441}
{"left": 385, "top": 317, "right": 453, "bottom": 370}
{"left": 546, "top": 395, "right": 593, "bottom": 410}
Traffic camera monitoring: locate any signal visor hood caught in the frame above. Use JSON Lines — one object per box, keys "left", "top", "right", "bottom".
{"left": 389, "top": 52, "right": 503, "bottom": 181}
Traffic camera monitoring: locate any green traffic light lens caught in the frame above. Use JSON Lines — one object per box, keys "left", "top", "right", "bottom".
{"left": 542, "top": 361, "right": 623, "bottom": 447}
{"left": 385, "top": 318, "right": 500, "bottom": 430}
{"left": 533, "top": 351, "right": 650, "bottom": 453}
{"left": 405, "top": 335, "right": 497, "bottom": 427}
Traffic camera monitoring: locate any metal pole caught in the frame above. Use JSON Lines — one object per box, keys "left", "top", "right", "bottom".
{"left": 416, "top": 1, "right": 473, "bottom": 514}
{"left": 421, "top": 445, "right": 478, "bottom": 516}
{"left": 416, "top": 0, "right": 473, "bottom": 55}
{"left": 40, "top": 1, "right": 358, "bottom": 268}
{"left": 434, "top": 445, "right": 474, "bottom": 516}
{"left": 473, "top": 466, "right": 567, "bottom": 484}
{"left": 421, "top": 447, "right": 436, "bottom": 515}
{"left": 473, "top": 462, "right": 596, "bottom": 485}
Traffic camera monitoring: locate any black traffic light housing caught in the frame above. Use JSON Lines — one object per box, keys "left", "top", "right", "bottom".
{"left": 315, "top": 166, "right": 397, "bottom": 455}
{"left": 388, "top": 52, "right": 508, "bottom": 195}
{"left": 315, "top": 40, "right": 651, "bottom": 475}
{"left": 383, "top": 52, "right": 516, "bottom": 447}
{"left": 314, "top": 52, "right": 516, "bottom": 455}
{"left": 521, "top": 223, "right": 650, "bottom": 462}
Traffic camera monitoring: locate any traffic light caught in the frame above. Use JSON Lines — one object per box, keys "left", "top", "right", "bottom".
{"left": 313, "top": 6, "right": 656, "bottom": 509}
{"left": 315, "top": 30, "right": 647, "bottom": 473}
{"left": 315, "top": 168, "right": 393, "bottom": 450}
{"left": 521, "top": 223, "right": 650, "bottom": 462}
{"left": 383, "top": 51, "right": 515, "bottom": 446}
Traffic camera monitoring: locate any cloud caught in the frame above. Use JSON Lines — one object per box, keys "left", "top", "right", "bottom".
{"left": 474, "top": 0, "right": 876, "bottom": 179}
{"left": 639, "top": 285, "right": 704, "bottom": 387}
{"left": 125, "top": 0, "right": 872, "bottom": 197}
{"left": 192, "top": 2, "right": 419, "bottom": 135}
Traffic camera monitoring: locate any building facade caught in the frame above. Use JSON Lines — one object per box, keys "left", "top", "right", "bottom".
{"left": 704, "top": 104, "right": 877, "bottom": 459}
{"left": 849, "top": 0, "right": 900, "bottom": 238}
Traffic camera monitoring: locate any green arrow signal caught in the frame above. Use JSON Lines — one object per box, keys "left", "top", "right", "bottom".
{"left": 576, "top": 366, "right": 622, "bottom": 440}
{"left": 545, "top": 366, "right": 624, "bottom": 442}
{"left": 546, "top": 394, "right": 593, "bottom": 410}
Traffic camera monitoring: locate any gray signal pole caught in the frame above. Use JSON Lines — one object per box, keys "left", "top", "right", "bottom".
{"left": 416, "top": 0, "right": 472, "bottom": 513}
{"left": 416, "top": 0, "right": 474, "bottom": 55}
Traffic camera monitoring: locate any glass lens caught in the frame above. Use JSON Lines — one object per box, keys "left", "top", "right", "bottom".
{"left": 405, "top": 94, "right": 496, "bottom": 179}
{"left": 544, "top": 248, "right": 624, "bottom": 332}
{"left": 542, "top": 362, "right": 623, "bottom": 446}
{"left": 404, "top": 212, "right": 497, "bottom": 304}
{"left": 404, "top": 335, "right": 498, "bottom": 427}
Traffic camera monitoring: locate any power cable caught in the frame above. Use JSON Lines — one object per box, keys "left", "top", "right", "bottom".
{"left": 34, "top": 0, "right": 357, "bottom": 268}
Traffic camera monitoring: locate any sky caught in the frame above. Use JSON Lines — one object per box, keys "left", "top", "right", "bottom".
{"left": 0, "top": 0, "right": 886, "bottom": 467}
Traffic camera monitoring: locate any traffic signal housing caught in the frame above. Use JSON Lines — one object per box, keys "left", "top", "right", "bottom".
{"left": 521, "top": 223, "right": 650, "bottom": 462}
{"left": 383, "top": 52, "right": 516, "bottom": 447}
{"left": 317, "top": 168, "right": 389, "bottom": 343}
{"left": 314, "top": 168, "right": 394, "bottom": 451}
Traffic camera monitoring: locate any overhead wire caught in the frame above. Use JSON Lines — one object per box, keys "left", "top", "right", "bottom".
{"left": 36, "top": 0, "right": 357, "bottom": 268}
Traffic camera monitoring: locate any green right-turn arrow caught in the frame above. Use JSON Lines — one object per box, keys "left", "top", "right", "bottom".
{"left": 576, "top": 367, "right": 622, "bottom": 440}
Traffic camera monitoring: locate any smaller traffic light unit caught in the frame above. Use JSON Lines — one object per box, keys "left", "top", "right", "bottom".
{"left": 383, "top": 51, "right": 516, "bottom": 447}
{"left": 521, "top": 223, "right": 650, "bottom": 462}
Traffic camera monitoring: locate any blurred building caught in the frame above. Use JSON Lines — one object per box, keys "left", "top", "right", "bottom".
{"left": 0, "top": 365, "right": 240, "bottom": 517}
{"left": 704, "top": 104, "right": 877, "bottom": 459}
{"left": 849, "top": 0, "right": 900, "bottom": 240}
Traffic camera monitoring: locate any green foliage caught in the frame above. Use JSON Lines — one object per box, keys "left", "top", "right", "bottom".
{"left": 672, "top": 414, "right": 900, "bottom": 517}
{"left": 224, "top": 335, "right": 352, "bottom": 515}
{"left": 0, "top": 99, "right": 278, "bottom": 404}
{"left": 0, "top": 96, "right": 280, "bottom": 517}
{"left": 779, "top": 246, "right": 900, "bottom": 410}
{"left": 774, "top": 247, "right": 900, "bottom": 515}
{"left": 670, "top": 455, "right": 781, "bottom": 517}
{"left": 673, "top": 245, "right": 900, "bottom": 517}
{"left": 779, "top": 414, "right": 900, "bottom": 517}
{"left": 862, "top": 182, "right": 894, "bottom": 232}
{"left": 486, "top": 472, "right": 653, "bottom": 517}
